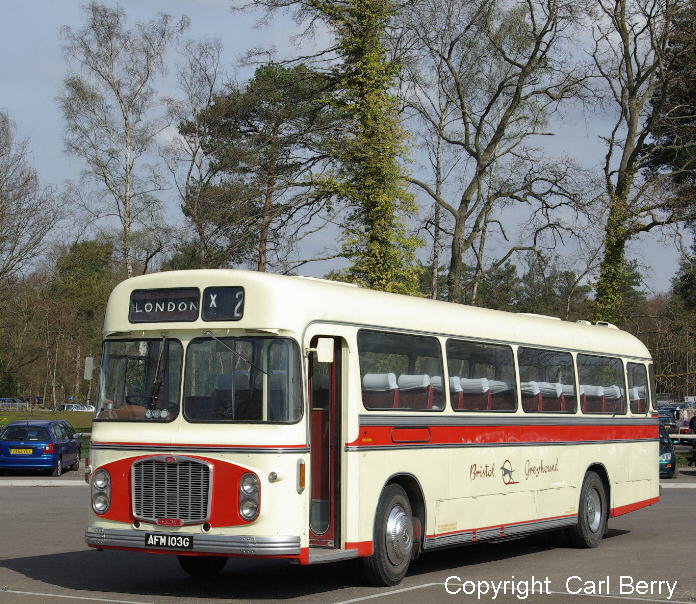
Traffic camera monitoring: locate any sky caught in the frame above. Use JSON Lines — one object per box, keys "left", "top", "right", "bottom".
{"left": 0, "top": 0, "right": 687, "bottom": 295}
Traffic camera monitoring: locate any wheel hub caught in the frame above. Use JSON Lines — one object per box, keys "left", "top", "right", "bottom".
{"left": 385, "top": 504, "right": 413, "bottom": 566}
{"left": 586, "top": 488, "right": 602, "bottom": 532}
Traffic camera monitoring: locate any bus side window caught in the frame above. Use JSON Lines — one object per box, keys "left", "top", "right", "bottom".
{"left": 648, "top": 363, "right": 657, "bottom": 411}
{"left": 627, "top": 362, "right": 649, "bottom": 413}
{"left": 518, "top": 347, "right": 577, "bottom": 413}
{"left": 446, "top": 339, "right": 517, "bottom": 412}
{"left": 577, "top": 354, "right": 626, "bottom": 414}
{"left": 358, "top": 330, "right": 444, "bottom": 411}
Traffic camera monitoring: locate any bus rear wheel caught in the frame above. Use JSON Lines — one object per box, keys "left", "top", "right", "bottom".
{"left": 567, "top": 471, "right": 607, "bottom": 548}
{"left": 177, "top": 555, "right": 227, "bottom": 578}
{"left": 361, "top": 484, "right": 414, "bottom": 586}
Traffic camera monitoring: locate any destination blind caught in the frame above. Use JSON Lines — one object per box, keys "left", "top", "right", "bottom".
{"left": 202, "top": 286, "right": 245, "bottom": 321}
{"left": 129, "top": 288, "right": 200, "bottom": 323}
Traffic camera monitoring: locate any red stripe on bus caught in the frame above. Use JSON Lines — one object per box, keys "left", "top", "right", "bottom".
{"left": 91, "top": 441, "right": 307, "bottom": 448}
{"left": 345, "top": 541, "right": 374, "bottom": 556}
{"left": 348, "top": 423, "right": 657, "bottom": 447}
{"left": 610, "top": 496, "right": 659, "bottom": 517}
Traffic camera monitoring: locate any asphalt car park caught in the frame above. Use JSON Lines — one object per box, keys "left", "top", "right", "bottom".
{"left": 1, "top": 471, "right": 696, "bottom": 604}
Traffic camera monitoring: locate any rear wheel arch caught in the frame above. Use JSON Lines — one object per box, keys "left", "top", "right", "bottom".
{"left": 586, "top": 463, "right": 611, "bottom": 514}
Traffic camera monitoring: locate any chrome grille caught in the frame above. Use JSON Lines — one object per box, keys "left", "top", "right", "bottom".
{"left": 132, "top": 457, "right": 211, "bottom": 524}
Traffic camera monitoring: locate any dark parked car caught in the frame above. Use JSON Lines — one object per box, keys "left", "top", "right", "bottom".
{"left": 659, "top": 424, "right": 677, "bottom": 479}
{"left": 0, "top": 420, "right": 81, "bottom": 476}
{"left": 658, "top": 412, "right": 678, "bottom": 443}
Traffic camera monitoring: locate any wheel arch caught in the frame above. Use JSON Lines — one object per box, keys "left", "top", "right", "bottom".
{"left": 586, "top": 463, "right": 611, "bottom": 513}
{"left": 378, "top": 472, "right": 427, "bottom": 554}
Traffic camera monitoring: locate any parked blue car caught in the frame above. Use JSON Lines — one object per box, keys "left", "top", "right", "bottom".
{"left": 0, "top": 420, "right": 80, "bottom": 476}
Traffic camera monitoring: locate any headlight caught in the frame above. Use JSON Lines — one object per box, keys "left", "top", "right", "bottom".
{"left": 93, "top": 468, "right": 110, "bottom": 490}
{"left": 93, "top": 493, "right": 109, "bottom": 514}
{"left": 240, "top": 473, "right": 259, "bottom": 494}
{"left": 239, "top": 472, "right": 260, "bottom": 521}
{"left": 91, "top": 468, "right": 111, "bottom": 514}
{"left": 659, "top": 452, "right": 671, "bottom": 461}
{"left": 240, "top": 498, "right": 259, "bottom": 520}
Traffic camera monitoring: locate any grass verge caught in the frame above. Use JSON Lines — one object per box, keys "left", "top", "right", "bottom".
{"left": 0, "top": 410, "right": 93, "bottom": 432}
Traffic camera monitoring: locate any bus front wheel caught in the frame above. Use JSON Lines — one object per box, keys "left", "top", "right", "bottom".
{"left": 177, "top": 555, "right": 227, "bottom": 578}
{"left": 361, "top": 484, "right": 414, "bottom": 586}
{"left": 567, "top": 471, "right": 607, "bottom": 548}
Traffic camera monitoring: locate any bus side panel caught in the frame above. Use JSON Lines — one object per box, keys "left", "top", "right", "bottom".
{"left": 610, "top": 441, "right": 660, "bottom": 515}
{"left": 351, "top": 449, "right": 449, "bottom": 549}
{"left": 347, "top": 439, "right": 658, "bottom": 550}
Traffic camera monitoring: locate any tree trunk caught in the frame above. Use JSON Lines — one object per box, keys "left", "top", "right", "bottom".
{"left": 123, "top": 117, "right": 134, "bottom": 278}
{"left": 258, "top": 176, "right": 275, "bottom": 272}
{"left": 593, "top": 194, "right": 629, "bottom": 324}
{"left": 470, "top": 200, "right": 493, "bottom": 305}
{"left": 431, "top": 200, "right": 441, "bottom": 299}
{"left": 447, "top": 215, "right": 466, "bottom": 303}
{"left": 74, "top": 344, "right": 81, "bottom": 396}
{"left": 430, "top": 124, "right": 444, "bottom": 300}
{"left": 51, "top": 339, "right": 59, "bottom": 408}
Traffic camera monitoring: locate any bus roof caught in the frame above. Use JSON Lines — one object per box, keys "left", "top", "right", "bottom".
{"left": 104, "top": 269, "right": 651, "bottom": 360}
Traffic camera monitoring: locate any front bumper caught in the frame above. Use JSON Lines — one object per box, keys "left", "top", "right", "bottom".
{"left": 85, "top": 527, "right": 301, "bottom": 556}
{"left": 659, "top": 459, "right": 676, "bottom": 476}
{"left": 0, "top": 454, "right": 56, "bottom": 469}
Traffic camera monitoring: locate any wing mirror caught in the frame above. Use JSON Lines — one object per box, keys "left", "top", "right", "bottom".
{"left": 315, "top": 338, "right": 334, "bottom": 363}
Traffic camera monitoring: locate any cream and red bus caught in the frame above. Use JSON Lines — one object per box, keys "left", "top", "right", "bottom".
{"left": 85, "top": 269, "right": 658, "bottom": 585}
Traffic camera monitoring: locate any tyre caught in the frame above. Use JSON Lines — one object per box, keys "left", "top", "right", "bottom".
{"left": 70, "top": 458, "right": 80, "bottom": 471}
{"left": 567, "top": 471, "right": 607, "bottom": 548}
{"left": 361, "top": 484, "right": 414, "bottom": 586}
{"left": 51, "top": 458, "right": 62, "bottom": 477}
{"left": 177, "top": 555, "right": 227, "bottom": 578}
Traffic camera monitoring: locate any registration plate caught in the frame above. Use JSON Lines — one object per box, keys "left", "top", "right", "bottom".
{"left": 144, "top": 533, "right": 193, "bottom": 550}
{"left": 10, "top": 448, "right": 32, "bottom": 455}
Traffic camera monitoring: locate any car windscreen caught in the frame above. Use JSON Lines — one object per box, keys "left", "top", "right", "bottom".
{"left": 1, "top": 426, "right": 50, "bottom": 441}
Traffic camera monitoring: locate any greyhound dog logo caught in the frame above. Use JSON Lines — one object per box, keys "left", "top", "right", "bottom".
{"left": 500, "top": 459, "right": 519, "bottom": 485}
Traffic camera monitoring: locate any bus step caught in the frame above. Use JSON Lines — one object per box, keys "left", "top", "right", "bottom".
{"left": 307, "top": 547, "right": 359, "bottom": 565}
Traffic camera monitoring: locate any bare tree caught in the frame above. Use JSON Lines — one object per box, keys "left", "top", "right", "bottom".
{"left": 590, "top": 0, "right": 693, "bottom": 323}
{"left": 59, "top": 2, "right": 188, "bottom": 278}
{"left": 162, "top": 38, "right": 226, "bottom": 266}
{"left": 397, "top": 0, "right": 592, "bottom": 303}
{"left": 0, "top": 112, "right": 61, "bottom": 282}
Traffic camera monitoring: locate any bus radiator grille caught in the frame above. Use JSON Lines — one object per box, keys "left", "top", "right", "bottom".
{"left": 131, "top": 457, "right": 211, "bottom": 524}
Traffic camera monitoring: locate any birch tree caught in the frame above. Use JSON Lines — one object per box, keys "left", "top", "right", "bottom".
{"left": 59, "top": 2, "right": 188, "bottom": 278}
{"left": 162, "top": 38, "right": 228, "bottom": 268}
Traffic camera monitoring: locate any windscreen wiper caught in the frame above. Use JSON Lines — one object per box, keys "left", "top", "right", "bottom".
{"left": 149, "top": 334, "right": 167, "bottom": 408}
{"left": 202, "top": 331, "right": 269, "bottom": 376}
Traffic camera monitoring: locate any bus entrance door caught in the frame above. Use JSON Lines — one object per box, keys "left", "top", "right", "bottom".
{"left": 308, "top": 336, "right": 341, "bottom": 548}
